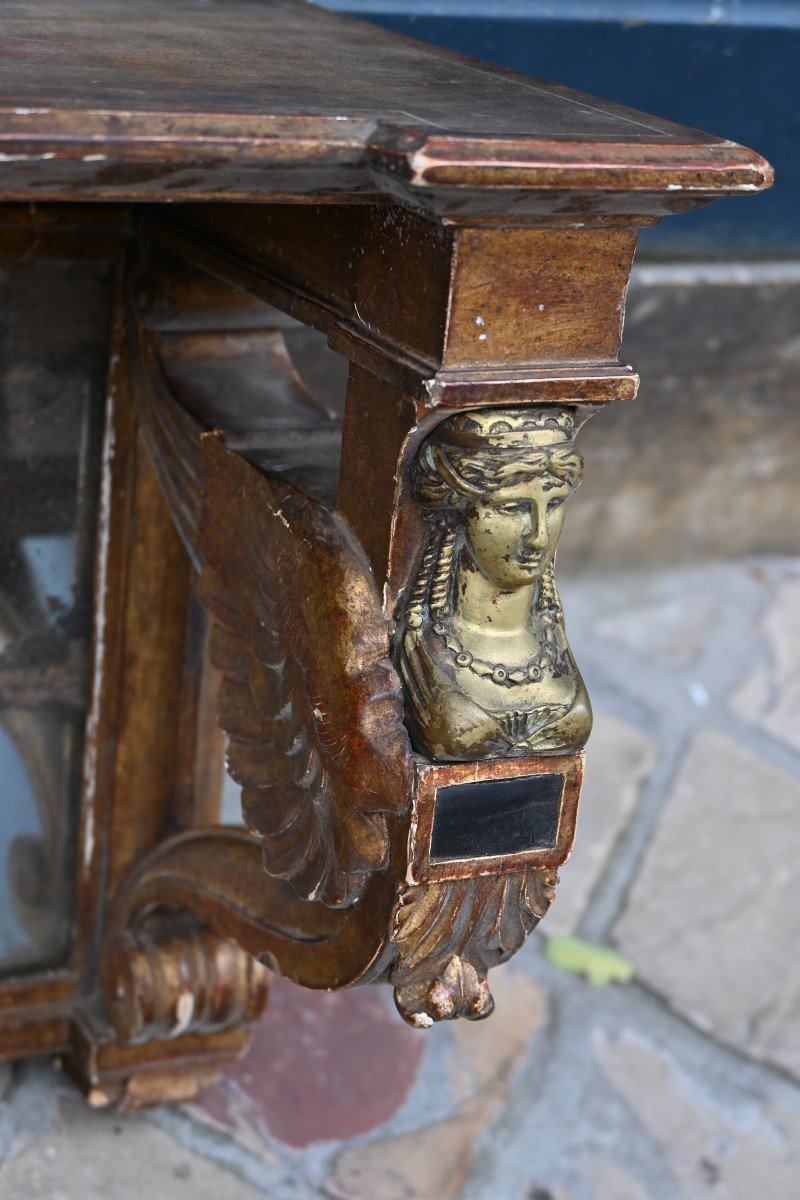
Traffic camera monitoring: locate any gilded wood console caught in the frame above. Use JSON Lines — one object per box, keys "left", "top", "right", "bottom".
{"left": 0, "top": 0, "right": 771, "bottom": 1106}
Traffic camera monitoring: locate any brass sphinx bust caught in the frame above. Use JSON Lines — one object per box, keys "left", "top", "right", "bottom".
{"left": 398, "top": 407, "right": 592, "bottom": 761}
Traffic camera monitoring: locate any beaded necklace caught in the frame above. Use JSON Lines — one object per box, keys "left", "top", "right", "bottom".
{"left": 430, "top": 617, "right": 564, "bottom": 687}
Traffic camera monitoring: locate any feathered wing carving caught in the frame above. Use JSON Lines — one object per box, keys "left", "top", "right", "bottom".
{"left": 198, "top": 433, "right": 413, "bottom": 910}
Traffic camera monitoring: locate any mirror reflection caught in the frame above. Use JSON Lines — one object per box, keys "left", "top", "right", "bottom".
{"left": 0, "top": 259, "right": 109, "bottom": 974}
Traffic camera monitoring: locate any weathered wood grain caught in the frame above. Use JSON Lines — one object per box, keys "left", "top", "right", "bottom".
{"left": 0, "top": 0, "right": 771, "bottom": 208}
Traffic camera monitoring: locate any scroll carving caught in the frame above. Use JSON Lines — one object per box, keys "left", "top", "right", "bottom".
{"left": 104, "top": 914, "right": 269, "bottom": 1044}
{"left": 398, "top": 407, "right": 591, "bottom": 761}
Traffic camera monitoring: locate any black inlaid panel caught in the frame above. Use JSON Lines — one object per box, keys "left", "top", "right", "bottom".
{"left": 429, "top": 773, "right": 564, "bottom": 862}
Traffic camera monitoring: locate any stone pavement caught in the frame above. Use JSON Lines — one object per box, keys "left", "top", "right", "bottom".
{"left": 1, "top": 555, "right": 799, "bottom": 1200}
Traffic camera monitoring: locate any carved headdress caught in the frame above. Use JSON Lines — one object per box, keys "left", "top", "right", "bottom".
{"left": 405, "top": 407, "right": 583, "bottom": 629}
{"left": 414, "top": 408, "right": 581, "bottom": 512}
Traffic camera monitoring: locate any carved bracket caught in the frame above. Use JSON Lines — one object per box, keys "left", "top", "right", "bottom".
{"left": 107, "top": 268, "right": 594, "bottom": 1035}
{"left": 103, "top": 211, "right": 641, "bottom": 1042}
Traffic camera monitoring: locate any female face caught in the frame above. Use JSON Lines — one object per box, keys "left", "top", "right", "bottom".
{"left": 464, "top": 475, "right": 570, "bottom": 589}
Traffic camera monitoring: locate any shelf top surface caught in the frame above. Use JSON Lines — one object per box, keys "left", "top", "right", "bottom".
{"left": 0, "top": 0, "right": 772, "bottom": 204}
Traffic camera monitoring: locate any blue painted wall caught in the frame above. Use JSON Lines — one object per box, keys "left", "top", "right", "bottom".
{"left": 325, "top": 2, "right": 798, "bottom": 257}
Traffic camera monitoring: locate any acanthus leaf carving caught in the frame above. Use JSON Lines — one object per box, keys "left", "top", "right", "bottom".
{"left": 390, "top": 867, "right": 558, "bottom": 1026}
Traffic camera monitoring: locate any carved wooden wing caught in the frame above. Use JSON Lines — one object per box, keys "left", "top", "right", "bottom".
{"left": 198, "top": 434, "right": 413, "bottom": 909}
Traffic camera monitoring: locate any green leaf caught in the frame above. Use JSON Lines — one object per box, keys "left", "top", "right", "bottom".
{"left": 544, "top": 936, "right": 634, "bottom": 987}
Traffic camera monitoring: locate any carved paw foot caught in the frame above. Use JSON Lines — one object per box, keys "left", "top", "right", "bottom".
{"left": 393, "top": 955, "right": 495, "bottom": 1027}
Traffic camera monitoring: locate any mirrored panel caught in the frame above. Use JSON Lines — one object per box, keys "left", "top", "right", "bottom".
{"left": 0, "top": 258, "right": 110, "bottom": 974}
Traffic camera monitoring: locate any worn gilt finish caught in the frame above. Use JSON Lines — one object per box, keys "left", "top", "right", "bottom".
{"left": 390, "top": 866, "right": 558, "bottom": 1027}
{"left": 103, "top": 915, "right": 270, "bottom": 1045}
{"left": 399, "top": 407, "right": 590, "bottom": 761}
{"left": 0, "top": 0, "right": 772, "bottom": 1103}
{"left": 199, "top": 435, "right": 413, "bottom": 910}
